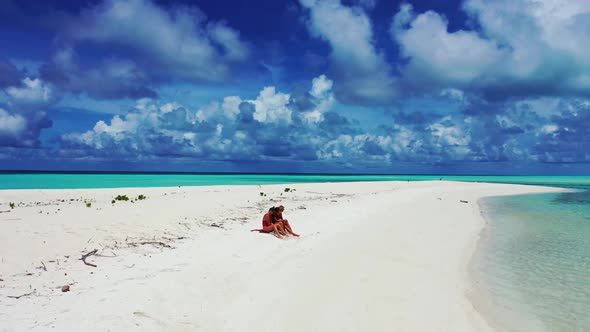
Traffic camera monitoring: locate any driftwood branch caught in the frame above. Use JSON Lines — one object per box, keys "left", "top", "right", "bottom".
{"left": 138, "top": 241, "right": 172, "bottom": 248}
{"left": 162, "top": 236, "right": 185, "bottom": 241}
{"left": 40, "top": 261, "right": 47, "bottom": 271}
{"left": 7, "top": 291, "right": 35, "bottom": 299}
{"left": 126, "top": 240, "right": 172, "bottom": 248}
{"left": 80, "top": 249, "right": 98, "bottom": 267}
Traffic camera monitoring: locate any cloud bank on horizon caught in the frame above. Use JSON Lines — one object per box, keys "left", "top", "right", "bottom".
{"left": 1, "top": 0, "right": 589, "bottom": 173}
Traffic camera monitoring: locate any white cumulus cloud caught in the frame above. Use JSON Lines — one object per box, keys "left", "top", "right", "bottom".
{"left": 64, "top": 0, "right": 249, "bottom": 82}
{"left": 6, "top": 78, "right": 60, "bottom": 111}
{"left": 300, "top": 0, "right": 397, "bottom": 105}
{"left": 391, "top": 1, "right": 590, "bottom": 97}
{"left": 0, "top": 108, "right": 27, "bottom": 136}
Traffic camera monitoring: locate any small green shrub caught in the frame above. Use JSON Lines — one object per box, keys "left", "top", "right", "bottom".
{"left": 284, "top": 188, "right": 291, "bottom": 192}
{"left": 137, "top": 194, "right": 146, "bottom": 200}
{"left": 114, "top": 195, "right": 129, "bottom": 201}
{"left": 9, "top": 202, "right": 15, "bottom": 209}
{"left": 85, "top": 202, "right": 92, "bottom": 208}
{"left": 111, "top": 200, "right": 116, "bottom": 204}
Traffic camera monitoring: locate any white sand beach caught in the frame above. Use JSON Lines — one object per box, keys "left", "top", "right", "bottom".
{"left": 0, "top": 181, "right": 564, "bottom": 331}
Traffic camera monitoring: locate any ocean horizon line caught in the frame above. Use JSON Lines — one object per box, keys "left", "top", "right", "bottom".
{"left": 1, "top": 170, "right": 589, "bottom": 177}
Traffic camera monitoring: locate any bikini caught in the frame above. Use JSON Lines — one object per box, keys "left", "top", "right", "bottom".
{"left": 251, "top": 213, "right": 272, "bottom": 232}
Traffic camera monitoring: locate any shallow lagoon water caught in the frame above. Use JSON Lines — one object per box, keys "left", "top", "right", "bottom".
{"left": 476, "top": 190, "right": 590, "bottom": 331}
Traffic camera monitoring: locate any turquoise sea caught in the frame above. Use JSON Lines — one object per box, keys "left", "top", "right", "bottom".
{"left": 1, "top": 172, "right": 589, "bottom": 330}
{"left": 0, "top": 172, "right": 589, "bottom": 190}
{"left": 476, "top": 187, "right": 590, "bottom": 331}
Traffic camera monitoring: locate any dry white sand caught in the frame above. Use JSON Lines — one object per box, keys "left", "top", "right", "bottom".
{"left": 0, "top": 181, "right": 564, "bottom": 331}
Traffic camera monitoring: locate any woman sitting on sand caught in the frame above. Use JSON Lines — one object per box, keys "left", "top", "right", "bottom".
{"left": 258, "top": 207, "right": 287, "bottom": 239}
{"left": 275, "top": 205, "right": 299, "bottom": 237}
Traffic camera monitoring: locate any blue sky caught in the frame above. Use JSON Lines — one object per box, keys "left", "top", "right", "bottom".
{"left": 1, "top": 0, "right": 590, "bottom": 174}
